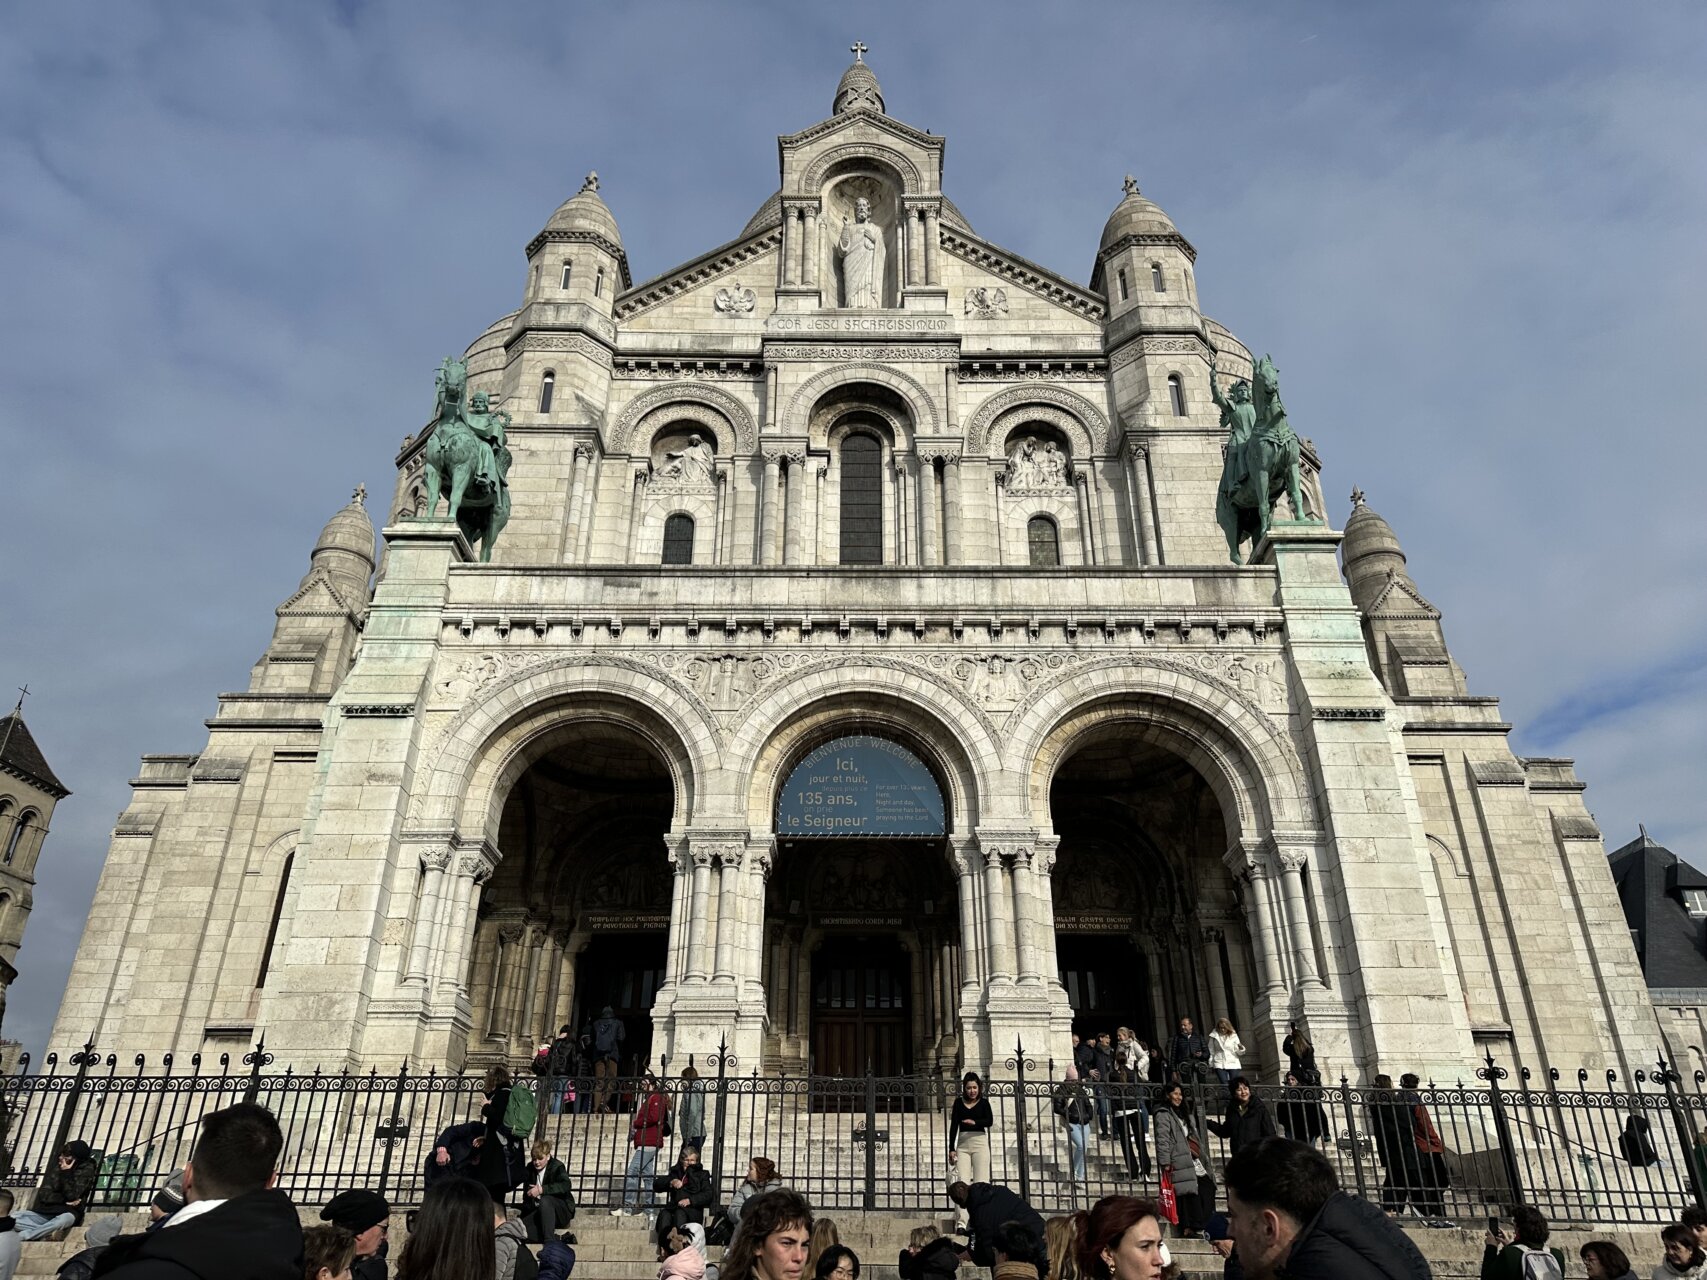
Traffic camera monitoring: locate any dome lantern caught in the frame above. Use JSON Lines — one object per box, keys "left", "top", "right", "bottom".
{"left": 833, "top": 42, "right": 885, "bottom": 115}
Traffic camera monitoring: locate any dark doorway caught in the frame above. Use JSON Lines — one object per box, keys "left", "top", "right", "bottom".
{"left": 1057, "top": 934, "right": 1154, "bottom": 1046}
{"left": 574, "top": 932, "right": 667, "bottom": 1072}
{"left": 811, "top": 936, "right": 911, "bottom": 1076}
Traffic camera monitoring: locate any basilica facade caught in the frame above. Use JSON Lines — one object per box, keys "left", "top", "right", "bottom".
{"left": 52, "top": 56, "right": 1659, "bottom": 1084}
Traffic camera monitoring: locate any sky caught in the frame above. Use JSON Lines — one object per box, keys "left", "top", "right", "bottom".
{"left": 1, "top": 1, "right": 1703, "bottom": 1063}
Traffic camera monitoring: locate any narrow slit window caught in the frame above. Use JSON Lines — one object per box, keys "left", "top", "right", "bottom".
{"left": 1027, "top": 515, "right": 1060, "bottom": 567}
{"left": 256, "top": 851, "right": 294, "bottom": 988}
{"left": 530, "top": 263, "right": 539, "bottom": 291}
{"left": 1151, "top": 262, "right": 1166, "bottom": 292}
{"left": 3, "top": 811, "right": 32, "bottom": 865}
{"left": 538, "top": 370, "right": 555, "bottom": 414}
{"left": 1117, "top": 268, "right": 1129, "bottom": 301}
{"left": 661, "top": 513, "right": 695, "bottom": 565}
{"left": 594, "top": 268, "right": 604, "bottom": 298}
{"left": 1167, "top": 373, "right": 1186, "bottom": 417}
{"left": 560, "top": 260, "right": 573, "bottom": 289}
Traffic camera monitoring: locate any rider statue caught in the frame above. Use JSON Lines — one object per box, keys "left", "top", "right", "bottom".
{"left": 1210, "top": 361, "right": 1257, "bottom": 494}
{"left": 464, "top": 389, "right": 513, "bottom": 495}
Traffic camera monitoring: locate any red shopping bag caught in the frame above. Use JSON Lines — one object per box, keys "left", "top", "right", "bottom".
{"left": 1157, "top": 1168, "right": 1180, "bottom": 1225}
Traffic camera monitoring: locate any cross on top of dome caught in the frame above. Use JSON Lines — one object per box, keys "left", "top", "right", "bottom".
{"left": 850, "top": 40, "right": 868, "bottom": 62}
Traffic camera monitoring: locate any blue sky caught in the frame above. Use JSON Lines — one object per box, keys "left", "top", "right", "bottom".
{"left": 1, "top": 1, "right": 1703, "bottom": 1061}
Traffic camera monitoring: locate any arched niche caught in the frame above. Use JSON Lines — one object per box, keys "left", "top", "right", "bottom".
{"left": 819, "top": 162, "right": 905, "bottom": 309}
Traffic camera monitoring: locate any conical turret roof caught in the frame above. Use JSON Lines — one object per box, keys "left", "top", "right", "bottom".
{"left": 541, "top": 172, "right": 623, "bottom": 248}
{"left": 1100, "top": 175, "right": 1178, "bottom": 252}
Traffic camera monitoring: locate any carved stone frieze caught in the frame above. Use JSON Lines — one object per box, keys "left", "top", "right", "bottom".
{"left": 509, "top": 332, "right": 615, "bottom": 365}
{"left": 1110, "top": 335, "right": 1210, "bottom": 373}
{"left": 765, "top": 344, "right": 956, "bottom": 362}
{"left": 958, "top": 361, "right": 1106, "bottom": 382}
{"left": 612, "top": 360, "right": 762, "bottom": 381}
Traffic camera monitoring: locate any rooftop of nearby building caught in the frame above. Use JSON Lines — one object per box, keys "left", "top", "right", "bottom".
{"left": 0, "top": 708, "right": 68, "bottom": 798}
{"left": 1610, "top": 826, "right": 1707, "bottom": 990}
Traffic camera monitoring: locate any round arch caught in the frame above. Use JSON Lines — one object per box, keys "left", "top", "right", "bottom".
{"left": 965, "top": 385, "right": 1111, "bottom": 457}
{"left": 1005, "top": 661, "right": 1314, "bottom": 841}
{"left": 725, "top": 669, "right": 1000, "bottom": 837}
{"left": 609, "top": 383, "right": 757, "bottom": 456}
{"left": 783, "top": 364, "right": 939, "bottom": 437}
{"left": 801, "top": 144, "right": 922, "bottom": 193}
{"left": 410, "top": 658, "right": 722, "bottom": 843}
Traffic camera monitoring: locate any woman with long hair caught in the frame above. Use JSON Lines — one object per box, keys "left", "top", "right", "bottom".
{"left": 1075, "top": 1196, "right": 1175, "bottom": 1280}
{"left": 725, "top": 1157, "right": 780, "bottom": 1235}
{"left": 1044, "top": 1212, "right": 1086, "bottom": 1280}
{"left": 1150, "top": 1084, "right": 1203, "bottom": 1235}
{"left": 1207, "top": 1019, "right": 1244, "bottom": 1093}
{"left": 722, "top": 1188, "right": 814, "bottom": 1280}
{"left": 302, "top": 1223, "right": 356, "bottom": 1280}
{"left": 474, "top": 1065, "right": 515, "bottom": 1205}
{"left": 1579, "top": 1240, "right": 1638, "bottom": 1280}
{"left": 947, "top": 1071, "right": 993, "bottom": 1221}
{"left": 395, "top": 1177, "right": 496, "bottom": 1280}
{"left": 1281, "top": 1023, "right": 1320, "bottom": 1085}
{"left": 806, "top": 1218, "right": 840, "bottom": 1277}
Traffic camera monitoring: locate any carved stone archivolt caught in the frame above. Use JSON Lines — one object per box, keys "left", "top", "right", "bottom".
{"left": 782, "top": 363, "right": 940, "bottom": 437}
{"left": 966, "top": 386, "right": 1110, "bottom": 458}
{"left": 610, "top": 383, "right": 757, "bottom": 456}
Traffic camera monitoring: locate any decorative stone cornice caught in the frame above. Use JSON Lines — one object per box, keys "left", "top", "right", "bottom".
{"left": 524, "top": 228, "right": 632, "bottom": 287}
{"left": 508, "top": 331, "right": 615, "bottom": 365}
{"left": 1095, "top": 229, "right": 1198, "bottom": 266}
{"left": 613, "top": 358, "right": 761, "bottom": 381}
{"left": 959, "top": 359, "right": 1106, "bottom": 382}
{"left": 1109, "top": 334, "right": 1211, "bottom": 372}
{"left": 1311, "top": 707, "right": 1386, "bottom": 721}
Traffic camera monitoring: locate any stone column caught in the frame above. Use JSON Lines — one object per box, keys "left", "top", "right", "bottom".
{"left": 563, "top": 443, "right": 593, "bottom": 563}
{"left": 760, "top": 451, "right": 782, "bottom": 566}
{"left": 980, "top": 846, "right": 1017, "bottom": 985}
{"left": 538, "top": 931, "right": 565, "bottom": 1036}
{"left": 742, "top": 843, "right": 774, "bottom": 1004}
{"left": 1009, "top": 846, "right": 1043, "bottom": 984}
{"left": 1129, "top": 444, "right": 1157, "bottom": 566}
{"left": 882, "top": 448, "right": 898, "bottom": 564}
{"left": 519, "top": 922, "right": 548, "bottom": 1042}
{"left": 802, "top": 205, "right": 819, "bottom": 289}
{"left": 627, "top": 467, "right": 649, "bottom": 560}
{"left": 777, "top": 206, "right": 792, "bottom": 288}
{"left": 435, "top": 848, "right": 495, "bottom": 1003}
{"left": 1274, "top": 845, "right": 1325, "bottom": 990}
{"left": 1074, "top": 472, "right": 1096, "bottom": 564}
{"left": 919, "top": 455, "right": 941, "bottom": 566}
{"left": 1034, "top": 837, "right": 1062, "bottom": 985}
{"left": 940, "top": 453, "right": 963, "bottom": 565}
{"left": 783, "top": 451, "right": 806, "bottom": 565}
{"left": 713, "top": 844, "right": 743, "bottom": 982}
{"left": 664, "top": 844, "right": 691, "bottom": 985}
{"left": 1234, "top": 856, "right": 1287, "bottom": 998}
{"left": 714, "top": 468, "right": 730, "bottom": 564}
{"left": 1201, "top": 926, "right": 1228, "bottom": 1021}
{"left": 925, "top": 208, "right": 941, "bottom": 286}
{"left": 684, "top": 847, "right": 714, "bottom": 982}
{"left": 895, "top": 456, "right": 913, "bottom": 564}
{"left": 404, "top": 846, "right": 451, "bottom": 985}
{"left": 954, "top": 842, "right": 983, "bottom": 997}
{"left": 906, "top": 208, "right": 923, "bottom": 286}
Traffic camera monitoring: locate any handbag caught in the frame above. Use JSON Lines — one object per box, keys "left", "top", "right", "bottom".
{"left": 1187, "top": 1134, "right": 1209, "bottom": 1179}
{"left": 1157, "top": 1169, "right": 1179, "bottom": 1225}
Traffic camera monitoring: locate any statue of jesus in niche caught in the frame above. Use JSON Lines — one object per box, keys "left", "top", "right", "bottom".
{"left": 838, "top": 196, "right": 885, "bottom": 308}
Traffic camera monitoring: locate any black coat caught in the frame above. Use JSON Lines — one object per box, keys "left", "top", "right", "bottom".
{"left": 653, "top": 1162, "right": 714, "bottom": 1221}
{"left": 37, "top": 1144, "right": 100, "bottom": 1225}
{"left": 91, "top": 1189, "right": 304, "bottom": 1280}
{"left": 1210, "top": 1097, "right": 1278, "bottom": 1156}
{"left": 477, "top": 1087, "right": 515, "bottom": 1192}
{"left": 424, "top": 1121, "right": 486, "bottom": 1187}
{"left": 351, "top": 1249, "right": 387, "bottom": 1280}
{"left": 964, "top": 1184, "right": 1046, "bottom": 1271}
{"left": 899, "top": 1238, "right": 963, "bottom": 1280}
{"left": 1280, "top": 1190, "right": 1431, "bottom": 1280}
{"left": 1277, "top": 1091, "right": 1328, "bottom": 1144}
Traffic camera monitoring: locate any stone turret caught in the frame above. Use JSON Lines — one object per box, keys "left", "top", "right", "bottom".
{"left": 1093, "top": 176, "right": 1200, "bottom": 331}
{"left": 1341, "top": 489, "right": 1468, "bottom": 697}
{"left": 249, "top": 487, "right": 372, "bottom": 695}
{"left": 832, "top": 45, "right": 885, "bottom": 114}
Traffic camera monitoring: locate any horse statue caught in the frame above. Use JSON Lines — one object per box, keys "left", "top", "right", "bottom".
{"left": 1213, "top": 354, "right": 1315, "bottom": 563}
{"left": 421, "top": 356, "right": 511, "bottom": 562}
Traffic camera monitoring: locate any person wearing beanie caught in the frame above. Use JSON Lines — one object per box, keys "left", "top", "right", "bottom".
{"left": 55, "top": 1215, "right": 122, "bottom": 1280}
{"left": 319, "top": 1189, "right": 391, "bottom": 1280}
{"left": 1204, "top": 1213, "right": 1243, "bottom": 1280}
{"left": 147, "top": 1171, "right": 185, "bottom": 1234}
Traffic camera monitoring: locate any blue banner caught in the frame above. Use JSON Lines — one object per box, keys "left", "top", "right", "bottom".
{"left": 776, "top": 735, "right": 946, "bottom": 838}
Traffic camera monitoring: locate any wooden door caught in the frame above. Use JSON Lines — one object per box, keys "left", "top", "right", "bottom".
{"left": 810, "top": 939, "right": 911, "bottom": 1077}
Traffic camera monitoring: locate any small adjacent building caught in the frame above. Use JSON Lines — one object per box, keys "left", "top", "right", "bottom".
{"left": 1610, "top": 828, "right": 1707, "bottom": 1076}
{"left": 0, "top": 703, "right": 69, "bottom": 1031}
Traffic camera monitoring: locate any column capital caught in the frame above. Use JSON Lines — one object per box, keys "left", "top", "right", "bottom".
{"left": 1223, "top": 839, "right": 1261, "bottom": 877}
{"left": 455, "top": 845, "right": 498, "bottom": 883}
{"left": 573, "top": 442, "right": 596, "bottom": 463}
{"left": 762, "top": 448, "right": 785, "bottom": 466}
{"left": 420, "top": 845, "right": 453, "bottom": 871}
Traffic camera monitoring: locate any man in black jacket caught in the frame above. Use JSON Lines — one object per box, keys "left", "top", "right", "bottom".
{"left": 320, "top": 1189, "right": 390, "bottom": 1280}
{"left": 1223, "top": 1137, "right": 1430, "bottom": 1280}
{"left": 947, "top": 1181, "right": 1047, "bottom": 1275}
{"left": 652, "top": 1145, "right": 714, "bottom": 1242}
{"left": 17, "top": 1140, "right": 98, "bottom": 1239}
{"left": 92, "top": 1102, "right": 303, "bottom": 1280}
{"left": 1167, "top": 1017, "right": 1210, "bottom": 1083}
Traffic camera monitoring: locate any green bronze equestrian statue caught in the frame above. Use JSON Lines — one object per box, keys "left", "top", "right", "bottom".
{"left": 421, "top": 357, "right": 512, "bottom": 562}
{"left": 1212, "top": 354, "right": 1316, "bottom": 563}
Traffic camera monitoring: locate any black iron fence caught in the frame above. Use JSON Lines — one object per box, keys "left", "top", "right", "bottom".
{"left": 2, "top": 1040, "right": 1704, "bottom": 1227}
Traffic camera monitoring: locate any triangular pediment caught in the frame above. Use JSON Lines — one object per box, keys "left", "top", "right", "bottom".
{"left": 277, "top": 569, "right": 361, "bottom": 620}
{"left": 1366, "top": 570, "right": 1441, "bottom": 620}
{"left": 615, "top": 227, "right": 783, "bottom": 324}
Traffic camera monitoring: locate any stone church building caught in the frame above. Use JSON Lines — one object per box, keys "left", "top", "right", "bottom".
{"left": 52, "top": 55, "right": 1660, "bottom": 1084}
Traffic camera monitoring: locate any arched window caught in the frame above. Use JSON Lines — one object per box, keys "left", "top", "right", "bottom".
{"left": 538, "top": 370, "right": 555, "bottom": 415}
{"left": 4, "top": 811, "right": 33, "bottom": 865}
{"left": 559, "top": 260, "right": 573, "bottom": 289}
{"left": 1117, "top": 268, "right": 1129, "bottom": 302}
{"left": 661, "top": 513, "right": 695, "bottom": 565}
{"left": 838, "top": 433, "right": 883, "bottom": 565}
{"left": 1151, "top": 262, "right": 1166, "bottom": 292}
{"left": 1167, "top": 373, "right": 1186, "bottom": 417}
{"left": 594, "top": 268, "right": 605, "bottom": 298}
{"left": 1027, "top": 515, "right": 1060, "bottom": 567}
{"left": 256, "top": 851, "right": 294, "bottom": 988}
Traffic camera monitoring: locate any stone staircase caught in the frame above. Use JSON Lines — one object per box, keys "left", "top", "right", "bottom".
{"left": 0, "top": 1205, "right": 1667, "bottom": 1279}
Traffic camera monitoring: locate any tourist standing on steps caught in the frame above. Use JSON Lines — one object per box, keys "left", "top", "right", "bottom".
{"left": 1165, "top": 1019, "right": 1209, "bottom": 1085}
{"left": 591, "top": 1007, "right": 626, "bottom": 1113}
{"left": 1281, "top": 1026, "right": 1319, "bottom": 1086}
{"left": 1276, "top": 1073, "right": 1328, "bottom": 1150}
{"left": 653, "top": 1145, "right": 714, "bottom": 1242}
{"left": 1052, "top": 1067, "right": 1096, "bottom": 1187}
{"left": 679, "top": 1067, "right": 707, "bottom": 1153}
{"left": 1075, "top": 1195, "right": 1171, "bottom": 1280}
{"left": 1152, "top": 1083, "right": 1204, "bottom": 1236}
{"left": 1210, "top": 1078, "right": 1277, "bottom": 1160}
{"left": 394, "top": 1178, "right": 494, "bottom": 1280}
{"left": 813, "top": 1245, "right": 859, "bottom": 1280}
{"left": 92, "top": 1103, "right": 304, "bottom": 1280}
{"left": 475, "top": 1065, "right": 517, "bottom": 1206}
{"left": 1578, "top": 1241, "right": 1638, "bottom": 1280}
{"left": 948, "top": 1072, "right": 994, "bottom": 1220}
{"left": 1366, "top": 1075, "right": 1423, "bottom": 1217}
{"left": 1208, "top": 1020, "right": 1245, "bottom": 1093}
{"left": 616, "top": 1072, "right": 671, "bottom": 1217}
{"left": 721, "top": 1188, "right": 814, "bottom": 1280}
{"left": 1091, "top": 1034, "right": 1117, "bottom": 1139}
{"left": 1399, "top": 1073, "right": 1450, "bottom": 1224}
{"left": 1481, "top": 1206, "right": 1564, "bottom": 1280}
{"left": 318, "top": 1188, "right": 390, "bottom": 1280}
{"left": 547, "top": 1025, "right": 577, "bottom": 1116}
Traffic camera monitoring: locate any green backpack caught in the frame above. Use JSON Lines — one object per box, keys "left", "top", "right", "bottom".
{"left": 503, "top": 1082, "right": 538, "bottom": 1137}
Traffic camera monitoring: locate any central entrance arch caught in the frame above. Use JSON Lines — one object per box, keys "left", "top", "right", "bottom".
{"left": 764, "top": 734, "right": 959, "bottom": 1076}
